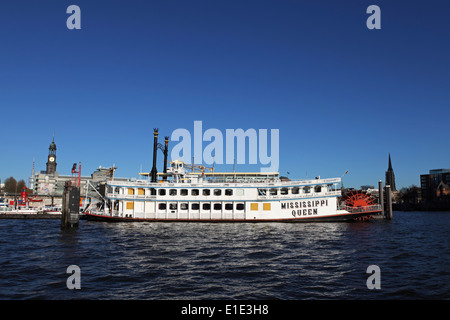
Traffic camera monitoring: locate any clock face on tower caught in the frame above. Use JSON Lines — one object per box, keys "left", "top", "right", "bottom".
{"left": 49, "top": 156, "right": 55, "bottom": 162}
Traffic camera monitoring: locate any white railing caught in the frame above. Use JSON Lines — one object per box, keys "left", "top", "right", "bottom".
{"left": 258, "top": 190, "right": 341, "bottom": 199}
{"left": 339, "top": 205, "right": 382, "bottom": 213}
{"left": 106, "top": 193, "right": 157, "bottom": 200}
{"left": 0, "top": 207, "right": 40, "bottom": 213}
{"left": 107, "top": 177, "right": 341, "bottom": 188}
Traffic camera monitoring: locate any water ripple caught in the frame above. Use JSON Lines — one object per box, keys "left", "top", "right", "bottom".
{"left": 0, "top": 212, "right": 449, "bottom": 299}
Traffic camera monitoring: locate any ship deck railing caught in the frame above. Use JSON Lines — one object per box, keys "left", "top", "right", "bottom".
{"left": 339, "top": 204, "right": 382, "bottom": 213}
{"left": 257, "top": 190, "right": 341, "bottom": 199}
{"left": 107, "top": 177, "right": 341, "bottom": 188}
{"left": 104, "top": 190, "right": 342, "bottom": 201}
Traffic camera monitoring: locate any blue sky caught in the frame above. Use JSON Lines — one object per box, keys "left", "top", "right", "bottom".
{"left": 0, "top": 0, "right": 449, "bottom": 189}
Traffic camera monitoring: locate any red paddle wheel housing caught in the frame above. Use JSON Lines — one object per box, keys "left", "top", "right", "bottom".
{"left": 342, "top": 190, "right": 377, "bottom": 221}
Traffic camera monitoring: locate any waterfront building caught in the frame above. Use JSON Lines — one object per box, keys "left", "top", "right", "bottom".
{"left": 28, "top": 137, "right": 129, "bottom": 206}
{"left": 420, "top": 169, "right": 450, "bottom": 202}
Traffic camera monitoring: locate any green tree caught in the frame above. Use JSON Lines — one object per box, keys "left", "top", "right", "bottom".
{"left": 400, "top": 184, "right": 421, "bottom": 204}
{"left": 4, "top": 177, "right": 17, "bottom": 193}
{"left": 16, "top": 180, "right": 27, "bottom": 193}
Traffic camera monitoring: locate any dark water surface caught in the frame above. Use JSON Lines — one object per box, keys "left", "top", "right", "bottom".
{"left": 0, "top": 211, "right": 449, "bottom": 299}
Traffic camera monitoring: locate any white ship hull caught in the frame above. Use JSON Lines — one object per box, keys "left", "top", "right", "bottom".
{"left": 85, "top": 208, "right": 380, "bottom": 222}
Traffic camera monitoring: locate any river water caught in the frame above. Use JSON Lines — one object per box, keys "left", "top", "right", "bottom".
{"left": 0, "top": 211, "right": 448, "bottom": 300}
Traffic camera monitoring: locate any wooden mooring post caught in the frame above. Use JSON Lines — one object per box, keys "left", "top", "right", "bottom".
{"left": 378, "top": 180, "right": 384, "bottom": 216}
{"left": 61, "top": 181, "right": 80, "bottom": 228}
{"left": 385, "top": 185, "right": 393, "bottom": 220}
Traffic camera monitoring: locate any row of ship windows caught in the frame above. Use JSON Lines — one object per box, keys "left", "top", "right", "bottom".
{"left": 259, "top": 186, "right": 325, "bottom": 195}
{"left": 114, "top": 186, "right": 330, "bottom": 196}
{"left": 126, "top": 202, "right": 270, "bottom": 211}
{"left": 126, "top": 202, "right": 246, "bottom": 211}
{"left": 121, "top": 188, "right": 240, "bottom": 196}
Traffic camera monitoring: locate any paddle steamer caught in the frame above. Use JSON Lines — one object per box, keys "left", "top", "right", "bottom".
{"left": 85, "top": 159, "right": 381, "bottom": 222}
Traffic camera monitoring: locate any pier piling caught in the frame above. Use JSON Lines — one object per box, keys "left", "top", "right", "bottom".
{"left": 385, "top": 185, "right": 393, "bottom": 220}
{"left": 61, "top": 181, "right": 80, "bottom": 228}
{"left": 378, "top": 180, "right": 384, "bottom": 216}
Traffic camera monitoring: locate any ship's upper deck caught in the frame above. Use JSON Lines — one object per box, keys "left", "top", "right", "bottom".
{"left": 119, "top": 160, "right": 341, "bottom": 189}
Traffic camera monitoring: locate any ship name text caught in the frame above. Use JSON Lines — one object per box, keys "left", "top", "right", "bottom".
{"left": 281, "top": 200, "right": 328, "bottom": 217}
{"left": 281, "top": 199, "right": 328, "bottom": 210}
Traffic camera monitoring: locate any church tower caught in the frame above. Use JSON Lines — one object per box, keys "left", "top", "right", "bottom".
{"left": 385, "top": 153, "right": 396, "bottom": 191}
{"left": 46, "top": 136, "right": 57, "bottom": 175}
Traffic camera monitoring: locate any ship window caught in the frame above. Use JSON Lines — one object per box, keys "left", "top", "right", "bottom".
{"left": 169, "top": 203, "right": 177, "bottom": 210}
{"left": 225, "top": 203, "right": 233, "bottom": 210}
{"left": 202, "top": 203, "right": 211, "bottom": 210}
{"left": 236, "top": 203, "right": 244, "bottom": 210}
{"left": 214, "top": 189, "right": 221, "bottom": 196}
{"left": 304, "top": 187, "right": 311, "bottom": 194}
{"left": 213, "top": 203, "right": 222, "bottom": 210}
{"left": 225, "top": 189, "right": 233, "bottom": 196}
{"left": 191, "top": 203, "right": 199, "bottom": 210}
{"left": 150, "top": 188, "right": 156, "bottom": 195}
{"left": 128, "top": 188, "right": 135, "bottom": 195}
{"left": 236, "top": 189, "right": 244, "bottom": 196}
{"left": 292, "top": 187, "right": 300, "bottom": 194}
{"left": 269, "top": 188, "right": 277, "bottom": 195}
{"left": 159, "top": 189, "right": 166, "bottom": 196}
{"left": 180, "top": 203, "right": 188, "bottom": 210}
{"left": 180, "top": 189, "right": 188, "bottom": 196}
{"left": 169, "top": 189, "right": 177, "bottom": 196}
{"left": 258, "top": 188, "right": 267, "bottom": 196}
{"left": 250, "top": 203, "right": 258, "bottom": 211}
{"left": 191, "top": 189, "right": 199, "bottom": 196}
{"left": 138, "top": 188, "right": 145, "bottom": 195}
{"left": 314, "top": 186, "right": 322, "bottom": 193}
{"left": 203, "top": 189, "right": 210, "bottom": 196}
{"left": 263, "top": 203, "right": 271, "bottom": 211}
{"left": 280, "top": 188, "right": 288, "bottom": 195}
{"left": 126, "top": 202, "right": 134, "bottom": 210}
{"left": 158, "top": 203, "right": 166, "bottom": 210}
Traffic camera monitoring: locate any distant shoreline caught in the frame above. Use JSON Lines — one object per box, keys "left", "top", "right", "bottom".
{"left": 0, "top": 213, "right": 61, "bottom": 219}
{"left": 393, "top": 203, "right": 450, "bottom": 212}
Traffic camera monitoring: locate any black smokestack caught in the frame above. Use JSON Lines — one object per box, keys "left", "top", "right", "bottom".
{"left": 150, "top": 128, "right": 159, "bottom": 183}
{"left": 163, "top": 136, "right": 169, "bottom": 181}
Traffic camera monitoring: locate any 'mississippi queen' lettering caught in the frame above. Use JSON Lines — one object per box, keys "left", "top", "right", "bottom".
{"left": 281, "top": 199, "right": 328, "bottom": 210}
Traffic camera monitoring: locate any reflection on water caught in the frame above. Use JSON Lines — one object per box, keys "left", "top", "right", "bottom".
{"left": 0, "top": 211, "right": 449, "bottom": 299}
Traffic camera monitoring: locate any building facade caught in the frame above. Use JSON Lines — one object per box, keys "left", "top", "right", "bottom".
{"left": 420, "top": 169, "right": 450, "bottom": 202}
{"left": 29, "top": 137, "right": 130, "bottom": 206}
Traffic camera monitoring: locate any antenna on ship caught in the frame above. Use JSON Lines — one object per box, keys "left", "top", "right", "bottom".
{"left": 340, "top": 170, "right": 349, "bottom": 190}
